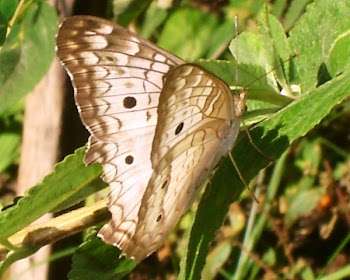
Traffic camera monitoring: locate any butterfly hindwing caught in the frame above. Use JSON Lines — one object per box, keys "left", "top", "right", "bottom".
{"left": 122, "top": 64, "right": 244, "bottom": 260}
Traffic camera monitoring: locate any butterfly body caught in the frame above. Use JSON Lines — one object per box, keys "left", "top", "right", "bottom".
{"left": 56, "top": 16, "right": 245, "bottom": 260}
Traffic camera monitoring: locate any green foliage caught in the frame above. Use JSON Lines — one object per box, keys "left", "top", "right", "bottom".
{"left": 0, "top": 0, "right": 17, "bottom": 45}
{"left": 69, "top": 230, "right": 136, "bottom": 280}
{"left": 0, "top": 0, "right": 349, "bottom": 279}
{"left": 0, "top": 124, "right": 20, "bottom": 173}
{"left": 159, "top": 8, "right": 214, "bottom": 60}
{"left": 290, "top": 0, "right": 350, "bottom": 92}
{"left": 0, "top": 147, "right": 105, "bottom": 242}
{"left": 0, "top": 0, "right": 57, "bottom": 117}
{"left": 113, "top": 0, "right": 152, "bottom": 27}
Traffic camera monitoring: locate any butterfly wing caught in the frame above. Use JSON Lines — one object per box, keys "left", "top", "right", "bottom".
{"left": 56, "top": 16, "right": 184, "bottom": 249}
{"left": 122, "top": 64, "right": 246, "bottom": 260}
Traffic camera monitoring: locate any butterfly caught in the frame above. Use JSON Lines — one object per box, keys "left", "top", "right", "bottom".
{"left": 56, "top": 15, "right": 246, "bottom": 261}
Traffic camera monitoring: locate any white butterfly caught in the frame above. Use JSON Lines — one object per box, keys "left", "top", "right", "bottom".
{"left": 56, "top": 15, "right": 246, "bottom": 261}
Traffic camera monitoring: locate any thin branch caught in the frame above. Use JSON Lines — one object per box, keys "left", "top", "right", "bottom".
{"left": 0, "top": 199, "right": 110, "bottom": 254}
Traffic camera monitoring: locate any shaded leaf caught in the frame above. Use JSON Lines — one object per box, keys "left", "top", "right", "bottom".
{"left": 0, "top": 1, "right": 57, "bottom": 116}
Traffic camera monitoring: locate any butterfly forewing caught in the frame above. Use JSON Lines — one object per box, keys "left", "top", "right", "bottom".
{"left": 56, "top": 16, "right": 184, "bottom": 251}
{"left": 56, "top": 16, "right": 184, "bottom": 140}
{"left": 122, "top": 64, "right": 244, "bottom": 260}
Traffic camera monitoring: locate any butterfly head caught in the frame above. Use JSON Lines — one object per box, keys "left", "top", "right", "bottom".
{"left": 233, "top": 91, "right": 247, "bottom": 118}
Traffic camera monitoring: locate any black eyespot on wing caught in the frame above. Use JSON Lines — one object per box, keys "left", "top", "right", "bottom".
{"left": 125, "top": 155, "right": 134, "bottom": 164}
{"left": 161, "top": 180, "right": 168, "bottom": 189}
{"left": 105, "top": 56, "right": 114, "bottom": 62}
{"left": 156, "top": 214, "right": 162, "bottom": 222}
{"left": 123, "top": 96, "right": 137, "bottom": 109}
{"left": 175, "top": 122, "right": 184, "bottom": 135}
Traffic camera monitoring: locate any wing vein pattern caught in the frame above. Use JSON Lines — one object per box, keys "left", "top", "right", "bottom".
{"left": 57, "top": 16, "right": 245, "bottom": 261}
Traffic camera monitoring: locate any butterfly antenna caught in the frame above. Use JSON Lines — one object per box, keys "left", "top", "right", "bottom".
{"left": 242, "top": 121, "right": 274, "bottom": 161}
{"left": 234, "top": 16, "right": 240, "bottom": 92}
{"left": 239, "top": 52, "right": 301, "bottom": 161}
{"left": 244, "top": 51, "right": 301, "bottom": 91}
{"left": 232, "top": 17, "right": 247, "bottom": 185}
{"left": 230, "top": 16, "right": 257, "bottom": 202}
{"left": 228, "top": 152, "right": 258, "bottom": 203}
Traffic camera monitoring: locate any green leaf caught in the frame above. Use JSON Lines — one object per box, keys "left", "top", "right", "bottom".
{"left": 179, "top": 71, "right": 350, "bottom": 279}
{"left": 327, "top": 31, "right": 350, "bottom": 77}
{"left": 229, "top": 32, "right": 267, "bottom": 70}
{"left": 139, "top": 1, "right": 168, "bottom": 39}
{"left": 0, "top": 0, "right": 18, "bottom": 45}
{"left": 270, "top": 0, "right": 287, "bottom": 19}
{"left": 290, "top": 0, "right": 350, "bottom": 93}
{"left": 294, "top": 138, "right": 321, "bottom": 178}
{"left": 279, "top": 138, "right": 322, "bottom": 205}
{"left": 196, "top": 60, "right": 291, "bottom": 107}
{"left": 257, "top": 6, "right": 293, "bottom": 98}
{"left": 257, "top": 5, "right": 281, "bottom": 72}
{"left": 285, "top": 188, "right": 323, "bottom": 226}
{"left": 69, "top": 233, "right": 136, "bottom": 280}
{"left": 267, "top": 14, "right": 294, "bottom": 86}
{"left": 158, "top": 8, "right": 218, "bottom": 60}
{"left": 0, "top": 1, "right": 57, "bottom": 116}
{"left": 229, "top": 13, "right": 296, "bottom": 97}
{"left": 0, "top": 128, "right": 20, "bottom": 173}
{"left": 206, "top": 19, "right": 236, "bottom": 59}
{"left": 0, "top": 0, "right": 17, "bottom": 22}
{"left": 201, "top": 241, "right": 232, "bottom": 280}
{"left": 113, "top": 0, "right": 152, "bottom": 27}
{"left": 0, "top": 147, "right": 104, "bottom": 242}
{"left": 283, "top": 0, "right": 312, "bottom": 32}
